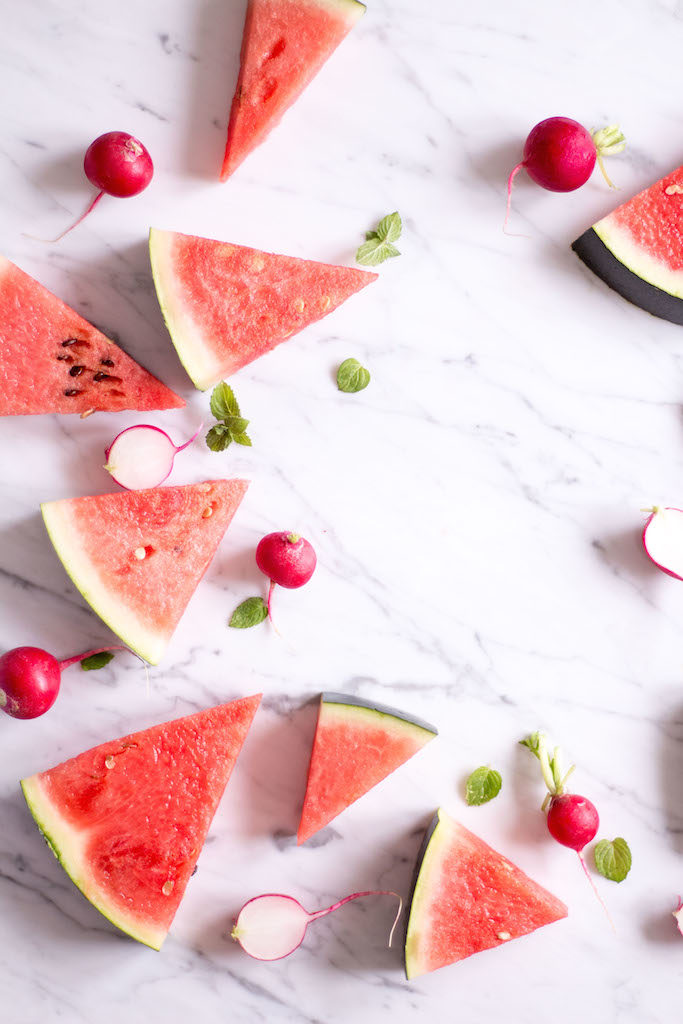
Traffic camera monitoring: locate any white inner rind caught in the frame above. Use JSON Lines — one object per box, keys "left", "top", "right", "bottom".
{"left": 404, "top": 808, "right": 450, "bottom": 980}
{"left": 21, "top": 775, "right": 167, "bottom": 951}
{"left": 41, "top": 499, "right": 167, "bottom": 665}
{"left": 644, "top": 507, "right": 683, "bottom": 578}
{"left": 594, "top": 214, "right": 683, "bottom": 299}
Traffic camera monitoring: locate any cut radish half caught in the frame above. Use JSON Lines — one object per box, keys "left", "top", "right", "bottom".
{"left": 642, "top": 506, "right": 683, "bottom": 580}
{"left": 104, "top": 424, "right": 201, "bottom": 490}
{"left": 231, "top": 890, "right": 402, "bottom": 962}
{"left": 674, "top": 900, "right": 683, "bottom": 936}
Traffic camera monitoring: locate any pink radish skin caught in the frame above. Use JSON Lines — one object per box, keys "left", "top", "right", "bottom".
{"left": 0, "top": 645, "right": 123, "bottom": 720}
{"left": 547, "top": 793, "right": 599, "bottom": 850}
{"left": 232, "top": 891, "right": 402, "bottom": 961}
{"left": 674, "top": 900, "right": 683, "bottom": 936}
{"left": 256, "top": 531, "right": 317, "bottom": 621}
{"left": 104, "top": 424, "right": 202, "bottom": 491}
{"left": 642, "top": 507, "right": 683, "bottom": 581}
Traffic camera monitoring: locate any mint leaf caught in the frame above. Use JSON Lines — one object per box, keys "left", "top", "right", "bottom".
{"left": 206, "top": 424, "right": 232, "bottom": 452}
{"left": 81, "top": 651, "right": 115, "bottom": 671}
{"left": 375, "top": 211, "right": 402, "bottom": 243}
{"left": 594, "top": 838, "right": 632, "bottom": 882}
{"left": 229, "top": 596, "right": 268, "bottom": 628}
{"left": 355, "top": 239, "right": 401, "bottom": 267}
{"left": 223, "top": 415, "right": 250, "bottom": 435}
{"left": 466, "top": 766, "right": 502, "bottom": 806}
{"left": 210, "top": 381, "right": 240, "bottom": 421}
{"left": 337, "top": 358, "right": 370, "bottom": 393}
{"left": 231, "top": 432, "right": 252, "bottom": 447}
{"left": 207, "top": 382, "right": 252, "bottom": 451}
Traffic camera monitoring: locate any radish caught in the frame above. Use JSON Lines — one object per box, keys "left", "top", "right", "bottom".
{"left": 642, "top": 506, "right": 683, "bottom": 580}
{"left": 52, "top": 131, "right": 154, "bottom": 242}
{"left": 231, "top": 890, "right": 402, "bottom": 961}
{"left": 0, "top": 644, "right": 123, "bottom": 720}
{"left": 674, "top": 900, "right": 683, "bottom": 936}
{"left": 104, "top": 424, "right": 202, "bottom": 491}
{"left": 505, "top": 118, "right": 626, "bottom": 229}
{"left": 256, "top": 531, "right": 317, "bottom": 619}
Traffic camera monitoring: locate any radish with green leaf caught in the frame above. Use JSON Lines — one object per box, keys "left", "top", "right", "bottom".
{"left": 104, "top": 424, "right": 202, "bottom": 490}
{"left": 230, "top": 531, "right": 317, "bottom": 629}
{"left": 0, "top": 645, "right": 122, "bottom": 720}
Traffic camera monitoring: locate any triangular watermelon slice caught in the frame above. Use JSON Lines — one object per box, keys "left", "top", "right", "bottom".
{"left": 21, "top": 696, "right": 261, "bottom": 950}
{"left": 0, "top": 254, "right": 183, "bottom": 416}
{"left": 404, "top": 809, "right": 568, "bottom": 979}
{"left": 297, "top": 693, "right": 437, "bottom": 844}
{"left": 221, "top": 0, "right": 366, "bottom": 180}
{"left": 42, "top": 479, "right": 248, "bottom": 664}
{"left": 149, "top": 229, "right": 377, "bottom": 390}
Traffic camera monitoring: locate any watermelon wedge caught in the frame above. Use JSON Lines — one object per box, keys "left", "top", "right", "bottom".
{"left": 21, "top": 696, "right": 261, "bottom": 950}
{"left": 572, "top": 165, "right": 683, "bottom": 325}
{"left": 42, "top": 480, "right": 248, "bottom": 664}
{"left": 221, "top": 0, "right": 366, "bottom": 180}
{"left": 149, "top": 229, "right": 377, "bottom": 390}
{"left": 404, "top": 809, "right": 568, "bottom": 979}
{"left": 297, "top": 693, "right": 437, "bottom": 845}
{"left": 0, "top": 254, "right": 183, "bottom": 416}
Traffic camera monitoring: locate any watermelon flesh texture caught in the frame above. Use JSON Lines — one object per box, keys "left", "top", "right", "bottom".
{"left": 297, "top": 693, "right": 437, "bottom": 844}
{"left": 42, "top": 479, "right": 248, "bottom": 665}
{"left": 21, "top": 697, "right": 261, "bottom": 950}
{"left": 149, "top": 229, "right": 377, "bottom": 390}
{"left": 405, "top": 809, "right": 568, "bottom": 979}
{"left": 221, "top": 0, "right": 366, "bottom": 180}
{"left": 0, "top": 255, "right": 183, "bottom": 415}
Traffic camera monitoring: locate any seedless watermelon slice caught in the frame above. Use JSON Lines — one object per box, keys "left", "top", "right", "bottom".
{"left": 21, "top": 697, "right": 261, "bottom": 950}
{"left": 149, "top": 229, "right": 377, "bottom": 389}
{"left": 42, "top": 479, "right": 248, "bottom": 664}
{"left": 221, "top": 0, "right": 366, "bottom": 180}
{"left": 0, "top": 255, "right": 183, "bottom": 415}
{"left": 405, "top": 809, "right": 568, "bottom": 979}
{"left": 297, "top": 693, "right": 437, "bottom": 844}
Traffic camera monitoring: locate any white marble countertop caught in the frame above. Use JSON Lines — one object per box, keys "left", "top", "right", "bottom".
{"left": 2, "top": 0, "right": 683, "bottom": 1021}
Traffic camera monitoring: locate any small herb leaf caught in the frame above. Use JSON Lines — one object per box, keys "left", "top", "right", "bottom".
{"left": 594, "top": 838, "right": 632, "bottom": 882}
{"left": 229, "top": 597, "right": 269, "bottom": 629}
{"left": 356, "top": 211, "right": 403, "bottom": 266}
{"left": 337, "top": 358, "right": 370, "bottom": 393}
{"left": 223, "top": 416, "right": 250, "bottom": 435}
{"left": 81, "top": 651, "right": 115, "bottom": 671}
{"left": 206, "top": 382, "right": 252, "bottom": 452}
{"left": 466, "top": 766, "right": 502, "bottom": 806}
{"left": 231, "top": 432, "right": 253, "bottom": 447}
{"left": 210, "top": 381, "right": 240, "bottom": 421}
{"left": 206, "top": 424, "right": 232, "bottom": 452}
{"left": 375, "top": 211, "right": 402, "bottom": 243}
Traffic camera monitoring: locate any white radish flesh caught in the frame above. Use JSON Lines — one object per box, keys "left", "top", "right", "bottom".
{"left": 642, "top": 507, "right": 683, "bottom": 581}
{"left": 104, "top": 425, "right": 200, "bottom": 491}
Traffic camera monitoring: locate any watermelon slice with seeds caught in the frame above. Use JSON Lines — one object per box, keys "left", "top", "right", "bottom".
{"left": 42, "top": 479, "right": 248, "bottom": 664}
{"left": 149, "top": 229, "right": 377, "bottom": 390}
{"left": 21, "top": 696, "right": 261, "bottom": 950}
{"left": 404, "top": 809, "right": 568, "bottom": 979}
{"left": 0, "top": 254, "right": 183, "bottom": 416}
{"left": 297, "top": 693, "right": 437, "bottom": 844}
{"left": 221, "top": 0, "right": 366, "bottom": 180}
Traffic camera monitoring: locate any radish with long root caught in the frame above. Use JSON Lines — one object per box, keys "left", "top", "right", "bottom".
{"left": 229, "top": 531, "right": 317, "bottom": 629}
{"left": 105, "top": 424, "right": 202, "bottom": 491}
{"left": 520, "top": 731, "right": 613, "bottom": 926}
{"left": 0, "top": 644, "right": 126, "bottom": 720}
{"left": 231, "top": 890, "right": 402, "bottom": 961}
{"left": 505, "top": 117, "right": 626, "bottom": 231}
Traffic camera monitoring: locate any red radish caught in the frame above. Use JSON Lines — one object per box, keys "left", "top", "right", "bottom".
{"left": 232, "top": 890, "right": 402, "bottom": 961}
{"left": 505, "top": 118, "right": 626, "bottom": 230}
{"left": 104, "top": 424, "right": 202, "bottom": 491}
{"left": 256, "top": 531, "right": 317, "bottom": 620}
{"left": 52, "top": 131, "right": 154, "bottom": 242}
{"left": 674, "top": 900, "right": 683, "bottom": 936}
{"left": 642, "top": 506, "right": 683, "bottom": 580}
{"left": 0, "top": 644, "right": 123, "bottom": 720}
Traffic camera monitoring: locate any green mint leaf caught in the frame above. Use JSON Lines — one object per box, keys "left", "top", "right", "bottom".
{"left": 355, "top": 238, "right": 401, "bottom": 267}
{"left": 210, "top": 381, "right": 240, "bottom": 421}
{"left": 80, "top": 651, "right": 115, "bottom": 671}
{"left": 466, "top": 766, "right": 502, "bottom": 806}
{"left": 337, "top": 358, "right": 370, "bottom": 393}
{"left": 365, "top": 230, "right": 379, "bottom": 241}
{"left": 229, "top": 596, "right": 268, "bottom": 628}
{"left": 206, "top": 424, "right": 233, "bottom": 452}
{"left": 231, "top": 431, "right": 252, "bottom": 447}
{"left": 223, "top": 415, "right": 250, "bottom": 435}
{"left": 375, "top": 211, "right": 402, "bottom": 243}
{"left": 594, "top": 838, "right": 632, "bottom": 883}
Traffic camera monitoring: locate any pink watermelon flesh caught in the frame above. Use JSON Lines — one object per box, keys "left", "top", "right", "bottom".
{"left": 297, "top": 693, "right": 437, "bottom": 844}
{"left": 405, "top": 809, "right": 568, "bottom": 979}
{"left": 0, "top": 254, "right": 184, "bottom": 416}
{"left": 21, "top": 696, "right": 262, "bottom": 949}
{"left": 221, "top": 0, "right": 366, "bottom": 180}
{"left": 600, "top": 166, "right": 683, "bottom": 272}
{"left": 149, "top": 229, "right": 377, "bottom": 390}
{"left": 41, "top": 479, "right": 249, "bottom": 664}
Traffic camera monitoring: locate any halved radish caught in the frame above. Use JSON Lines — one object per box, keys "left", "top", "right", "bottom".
{"left": 104, "top": 424, "right": 201, "bottom": 490}
{"left": 642, "top": 506, "right": 683, "bottom": 580}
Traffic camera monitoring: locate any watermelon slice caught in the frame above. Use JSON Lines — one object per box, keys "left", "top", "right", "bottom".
{"left": 404, "top": 809, "right": 568, "bottom": 979}
{"left": 149, "top": 229, "right": 377, "bottom": 390}
{"left": 0, "top": 254, "right": 183, "bottom": 415}
{"left": 42, "top": 479, "right": 248, "bottom": 664}
{"left": 21, "top": 696, "right": 261, "bottom": 950}
{"left": 297, "top": 693, "right": 437, "bottom": 844}
{"left": 572, "top": 165, "right": 683, "bottom": 325}
{"left": 221, "top": 0, "right": 366, "bottom": 180}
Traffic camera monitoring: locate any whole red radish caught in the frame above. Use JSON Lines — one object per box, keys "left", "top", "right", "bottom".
{"left": 0, "top": 644, "right": 122, "bottom": 720}
{"left": 256, "top": 532, "right": 317, "bottom": 589}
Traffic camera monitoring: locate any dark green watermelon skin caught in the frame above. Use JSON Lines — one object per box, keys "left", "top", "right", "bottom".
{"left": 321, "top": 693, "right": 437, "bottom": 736}
{"left": 572, "top": 227, "right": 683, "bottom": 326}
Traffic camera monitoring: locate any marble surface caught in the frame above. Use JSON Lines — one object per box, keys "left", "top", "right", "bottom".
{"left": 2, "top": 0, "right": 683, "bottom": 1020}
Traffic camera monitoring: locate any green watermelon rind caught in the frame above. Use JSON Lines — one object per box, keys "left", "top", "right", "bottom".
{"left": 593, "top": 213, "right": 683, "bottom": 301}
{"left": 20, "top": 775, "right": 166, "bottom": 951}
{"left": 41, "top": 499, "right": 168, "bottom": 666}
{"left": 320, "top": 693, "right": 438, "bottom": 738}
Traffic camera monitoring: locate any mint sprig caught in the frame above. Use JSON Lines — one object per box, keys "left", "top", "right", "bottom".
{"left": 466, "top": 766, "right": 502, "bottom": 806}
{"left": 80, "top": 651, "right": 115, "bottom": 671}
{"left": 356, "top": 211, "right": 402, "bottom": 266}
{"left": 206, "top": 382, "right": 252, "bottom": 452}
{"left": 337, "top": 358, "right": 370, "bottom": 393}
{"left": 229, "top": 596, "right": 268, "bottom": 629}
{"left": 594, "top": 838, "right": 632, "bottom": 883}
